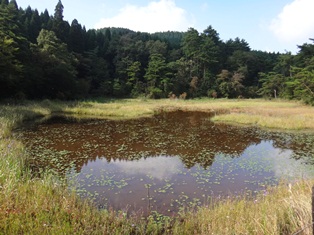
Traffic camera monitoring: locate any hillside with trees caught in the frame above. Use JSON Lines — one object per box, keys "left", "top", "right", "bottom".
{"left": 0, "top": 0, "right": 313, "bottom": 104}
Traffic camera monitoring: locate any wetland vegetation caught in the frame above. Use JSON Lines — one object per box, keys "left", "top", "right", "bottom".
{"left": 1, "top": 98, "right": 314, "bottom": 234}
{"left": 2, "top": 0, "right": 314, "bottom": 233}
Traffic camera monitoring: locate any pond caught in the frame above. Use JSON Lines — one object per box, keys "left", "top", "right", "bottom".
{"left": 17, "top": 111, "right": 314, "bottom": 216}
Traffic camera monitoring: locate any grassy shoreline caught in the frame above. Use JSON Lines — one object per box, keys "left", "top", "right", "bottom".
{"left": 1, "top": 98, "right": 314, "bottom": 234}
{"left": 65, "top": 98, "right": 314, "bottom": 130}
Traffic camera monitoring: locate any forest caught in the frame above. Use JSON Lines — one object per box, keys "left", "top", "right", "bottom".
{"left": 1, "top": 0, "right": 314, "bottom": 104}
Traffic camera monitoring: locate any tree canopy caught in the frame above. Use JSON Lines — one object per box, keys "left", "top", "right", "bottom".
{"left": 0, "top": 0, "right": 313, "bottom": 105}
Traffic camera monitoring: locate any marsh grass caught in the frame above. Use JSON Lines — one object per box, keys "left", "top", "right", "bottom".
{"left": 63, "top": 99, "right": 156, "bottom": 119}
{"left": 0, "top": 102, "right": 53, "bottom": 138}
{"left": 59, "top": 98, "right": 314, "bottom": 130}
{"left": 209, "top": 99, "right": 314, "bottom": 130}
{"left": 1, "top": 98, "right": 314, "bottom": 234}
{"left": 172, "top": 180, "right": 313, "bottom": 235}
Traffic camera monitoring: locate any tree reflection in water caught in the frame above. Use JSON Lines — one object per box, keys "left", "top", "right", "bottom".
{"left": 19, "top": 111, "right": 314, "bottom": 216}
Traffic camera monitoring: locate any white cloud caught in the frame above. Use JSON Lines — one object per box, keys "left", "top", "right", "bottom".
{"left": 106, "top": 156, "right": 182, "bottom": 180}
{"left": 270, "top": 0, "right": 314, "bottom": 44}
{"left": 94, "top": 0, "right": 193, "bottom": 33}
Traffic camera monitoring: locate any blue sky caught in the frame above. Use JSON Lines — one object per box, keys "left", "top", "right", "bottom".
{"left": 16, "top": 0, "right": 314, "bottom": 54}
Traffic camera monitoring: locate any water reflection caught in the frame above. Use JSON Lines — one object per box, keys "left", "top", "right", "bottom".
{"left": 18, "top": 111, "right": 314, "bottom": 215}
{"left": 101, "top": 156, "right": 182, "bottom": 180}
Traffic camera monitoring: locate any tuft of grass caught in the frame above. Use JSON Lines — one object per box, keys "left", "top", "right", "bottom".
{"left": 0, "top": 102, "right": 53, "bottom": 138}
{"left": 62, "top": 100, "right": 156, "bottom": 119}
{"left": 211, "top": 113, "right": 314, "bottom": 130}
{"left": 173, "top": 180, "right": 313, "bottom": 235}
{"left": 199, "top": 99, "right": 314, "bottom": 130}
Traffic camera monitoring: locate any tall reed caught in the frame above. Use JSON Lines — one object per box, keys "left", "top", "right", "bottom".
{"left": 172, "top": 181, "right": 313, "bottom": 235}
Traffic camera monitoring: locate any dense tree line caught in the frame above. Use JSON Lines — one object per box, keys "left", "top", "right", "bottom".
{"left": 0, "top": 0, "right": 313, "bottom": 104}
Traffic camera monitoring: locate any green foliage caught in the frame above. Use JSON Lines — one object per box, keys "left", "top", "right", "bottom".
{"left": 68, "top": 19, "right": 85, "bottom": 53}
{"left": 217, "top": 70, "right": 245, "bottom": 98}
{"left": 35, "top": 29, "right": 77, "bottom": 99}
{"left": 258, "top": 40, "right": 314, "bottom": 104}
{"left": 53, "top": 0, "right": 63, "bottom": 21}
{"left": 146, "top": 40, "right": 168, "bottom": 57}
{"left": 127, "top": 61, "right": 143, "bottom": 97}
{"left": 151, "top": 31, "right": 184, "bottom": 49}
{"left": 295, "top": 39, "right": 314, "bottom": 68}
{"left": 182, "top": 28, "right": 201, "bottom": 61}
{"left": 0, "top": 1, "right": 24, "bottom": 98}
{"left": 0, "top": 0, "right": 313, "bottom": 104}
{"left": 1, "top": 0, "right": 9, "bottom": 6}
{"left": 258, "top": 72, "right": 286, "bottom": 98}
{"left": 273, "top": 52, "right": 293, "bottom": 76}
{"left": 52, "top": 0, "right": 69, "bottom": 42}
{"left": 287, "top": 67, "right": 314, "bottom": 104}
{"left": 144, "top": 53, "right": 170, "bottom": 98}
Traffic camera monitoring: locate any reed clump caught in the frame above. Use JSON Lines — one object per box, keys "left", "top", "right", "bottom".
{"left": 173, "top": 180, "right": 313, "bottom": 235}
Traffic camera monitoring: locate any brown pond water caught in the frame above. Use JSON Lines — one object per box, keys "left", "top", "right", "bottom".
{"left": 17, "top": 111, "right": 314, "bottom": 216}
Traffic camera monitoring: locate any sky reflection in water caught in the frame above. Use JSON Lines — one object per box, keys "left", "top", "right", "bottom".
{"left": 68, "top": 139, "right": 312, "bottom": 215}
{"left": 19, "top": 111, "right": 314, "bottom": 215}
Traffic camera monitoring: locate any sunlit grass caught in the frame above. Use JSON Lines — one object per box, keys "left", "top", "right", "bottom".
{"left": 211, "top": 100, "right": 314, "bottom": 130}
{"left": 60, "top": 98, "right": 314, "bottom": 130}
{"left": 0, "top": 103, "right": 52, "bottom": 138}
{"left": 174, "top": 180, "right": 313, "bottom": 235}
{"left": 0, "top": 98, "right": 314, "bottom": 234}
{"left": 63, "top": 99, "right": 156, "bottom": 119}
